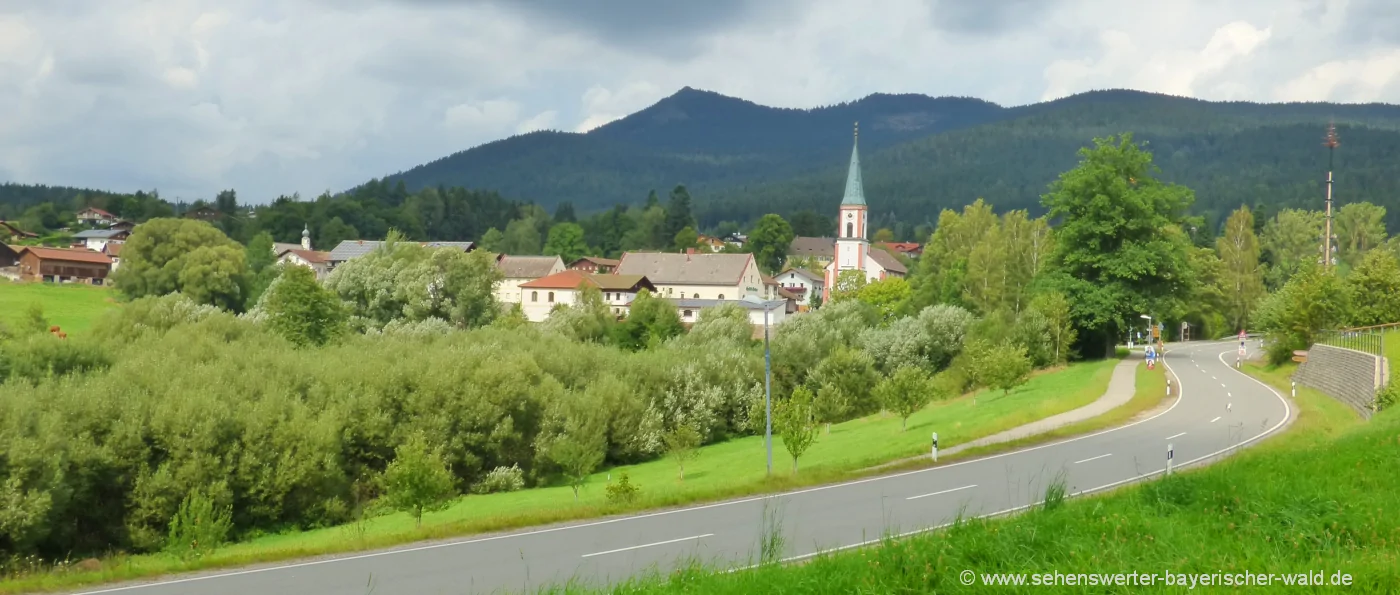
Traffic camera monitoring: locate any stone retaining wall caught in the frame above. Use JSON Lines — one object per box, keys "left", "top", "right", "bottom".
{"left": 1293, "top": 344, "right": 1389, "bottom": 419}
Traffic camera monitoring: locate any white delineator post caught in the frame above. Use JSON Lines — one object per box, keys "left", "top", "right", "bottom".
{"left": 931, "top": 432, "right": 939, "bottom": 462}
{"left": 1167, "top": 443, "right": 1174, "bottom": 476}
{"left": 1291, "top": 381, "right": 1297, "bottom": 398}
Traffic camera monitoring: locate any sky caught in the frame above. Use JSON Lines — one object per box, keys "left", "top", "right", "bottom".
{"left": 2, "top": 0, "right": 1399, "bottom": 203}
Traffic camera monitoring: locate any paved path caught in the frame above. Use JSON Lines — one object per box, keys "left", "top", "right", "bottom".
{"left": 62, "top": 343, "right": 1289, "bottom": 595}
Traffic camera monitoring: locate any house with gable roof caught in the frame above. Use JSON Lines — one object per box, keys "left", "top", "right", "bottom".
{"left": 495, "top": 255, "right": 566, "bottom": 304}
{"left": 517, "top": 270, "right": 656, "bottom": 321}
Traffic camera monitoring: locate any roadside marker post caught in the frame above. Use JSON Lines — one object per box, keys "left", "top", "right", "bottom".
{"left": 1167, "top": 443, "right": 1174, "bottom": 476}
{"left": 1166, "top": 377, "right": 1172, "bottom": 396}
{"left": 1291, "top": 381, "right": 1297, "bottom": 398}
{"left": 931, "top": 432, "right": 939, "bottom": 462}
{"left": 1227, "top": 402, "right": 1232, "bottom": 413}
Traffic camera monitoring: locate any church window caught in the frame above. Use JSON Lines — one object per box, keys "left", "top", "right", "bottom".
{"left": 531, "top": 291, "right": 538, "bottom": 302}
{"left": 846, "top": 222, "right": 853, "bottom": 237}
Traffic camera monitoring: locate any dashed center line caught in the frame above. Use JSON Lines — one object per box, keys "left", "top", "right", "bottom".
{"left": 1073, "top": 453, "right": 1113, "bottom": 465}
{"left": 581, "top": 534, "right": 714, "bottom": 558}
{"left": 1166, "top": 432, "right": 1187, "bottom": 440}
{"left": 1210, "top": 416, "right": 1222, "bottom": 423}
{"left": 906, "top": 484, "right": 978, "bottom": 500}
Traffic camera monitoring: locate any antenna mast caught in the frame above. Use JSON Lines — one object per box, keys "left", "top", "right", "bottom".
{"left": 1323, "top": 123, "right": 1339, "bottom": 269}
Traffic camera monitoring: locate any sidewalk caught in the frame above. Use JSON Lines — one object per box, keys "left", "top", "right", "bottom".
{"left": 862, "top": 358, "right": 1140, "bottom": 472}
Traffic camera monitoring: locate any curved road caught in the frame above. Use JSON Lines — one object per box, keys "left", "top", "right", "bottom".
{"left": 68, "top": 341, "right": 1289, "bottom": 595}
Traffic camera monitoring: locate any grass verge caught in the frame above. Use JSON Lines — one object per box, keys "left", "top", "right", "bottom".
{"left": 557, "top": 362, "right": 1394, "bottom": 594}
{"left": 0, "top": 281, "right": 119, "bottom": 335}
{"left": 1, "top": 359, "right": 1121, "bottom": 594}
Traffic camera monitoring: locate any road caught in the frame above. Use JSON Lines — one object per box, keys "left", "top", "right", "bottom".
{"left": 68, "top": 341, "right": 1289, "bottom": 595}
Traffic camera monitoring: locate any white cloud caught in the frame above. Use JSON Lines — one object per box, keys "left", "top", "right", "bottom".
{"left": 0, "top": 0, "right": 1398, "bottom": 202}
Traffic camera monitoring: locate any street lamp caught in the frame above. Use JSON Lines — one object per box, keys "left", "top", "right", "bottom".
{"left": 743, "top": 295, "right": 781, "bottom": 476}
{"left": 1140, "top": 314, "right": 1153, "bottom": 348}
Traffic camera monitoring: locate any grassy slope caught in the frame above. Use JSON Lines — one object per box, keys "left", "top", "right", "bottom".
{"left": 0, "top": 281, "right": 119, "bottom": 335}
{"left": 582, "top": 362, "right": 1397, "bottom": 594}
{"left": 3, "top": 359, "right": 1120, "bottom": 593}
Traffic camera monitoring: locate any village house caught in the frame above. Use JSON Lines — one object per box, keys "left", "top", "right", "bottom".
{"left": 276, "top": 226, "right": 332, "bottom": 280}
{"left": 567, "top": 256, "right": 620, "bottom": 274}
{"left": 517, "top": 270, "right": 656, "bottom": 322}
{"left": 615, "top": 250, "right": 773, "bottom": 301}
{"left": 774, "top": 267, "right": 825, "bottom": 309}
{"left": 880, "top": 242, "right": 923, "bottom": 259}
{"left": 17, "top": 246, "right": 112, "bottom": 284}
{"left": 496, "top": 255, "right": 566, "bottom": 304}
{"left": 108, "top": 220, "right": 137, "bottom": 232}
{"left": 103, "top": 243, "right": 124, "bottom": 272}
{"left": 72, "top": 228, "right": 130, "bottom": 252}
{"left": 75, "top": 207, "right": 116, "bottom": 227}
{"left": 671, "top": 297, "right": 789, "bottom": 332}
{"left": 788, "top": 236, "right": 836, "bottom": 266}
{"left": 183, "top": 205, "right": 221, "bottom": 221}
{"left": 695, "top": 235, "right": 726, "bottom": 252}
{"left": 326, "top": 239, "right": 476, "bottom": 271}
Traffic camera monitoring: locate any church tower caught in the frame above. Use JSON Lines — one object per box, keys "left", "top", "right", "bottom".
{"left": 825, "top": 123, "right": 869, "bottom": 301}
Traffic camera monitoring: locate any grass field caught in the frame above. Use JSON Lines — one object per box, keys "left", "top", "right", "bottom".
{"left": 559, "top": 362, "right": 1394, "bottom": 594}
{"left": 0, "top": 280, "right": 119, "bottom": 335}
{"left": 2, "top": 358, "right": 1124, "bottom": 593}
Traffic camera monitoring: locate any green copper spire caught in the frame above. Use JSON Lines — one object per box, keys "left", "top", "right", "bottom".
{"left": 841, "top": 121, "right": 866, "bottom": 206}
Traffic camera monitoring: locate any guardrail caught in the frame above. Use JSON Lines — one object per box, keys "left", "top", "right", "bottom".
{"left": 1315, "top": 322, "right": 1400, "bottom": 357}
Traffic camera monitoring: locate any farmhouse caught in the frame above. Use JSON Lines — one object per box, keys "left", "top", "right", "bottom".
{"left": 614, "top": 250, "right": 773, "bottom": 301}
{"left": 279, "top": 249, "right": 332, "bottom": 280}
{"left": 17, "top": 246, "right": 112, "bottom": 284}
{"left": 567, "top": 256, "right": 620, "bottom": 274}
{"left": 774, "top": 267, "right": 825, "bottom": 309}
{"left": 880, "top": 242, "right": 923, "bottom": 259}
{"left": 518, "top": 270, "right": 655, "bottom": 321}
{"left": 103, "top": 242, "right": 124, "bottom": 272}
{"left": 326, "top": 239, "right": 476, "bottom": 271}
{"left": 496, "top": 255, "right": 567, "bottom": 304}
{"left": 1, "top": 220, "right": 38, "bottom": 243}
{"left": 72, "top": 228, "right": 130, "bottom": 252}
{"left": 76, "top": 207, "right": 116, "bottom": 227}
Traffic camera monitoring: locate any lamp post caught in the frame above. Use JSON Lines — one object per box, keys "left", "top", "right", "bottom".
{"left": 744, "top": 295, "right": 780, "bottom": 476}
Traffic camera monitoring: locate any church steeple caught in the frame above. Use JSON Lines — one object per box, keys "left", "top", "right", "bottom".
{"left": 841, "top": 122, "right": 866, "bottom": 206}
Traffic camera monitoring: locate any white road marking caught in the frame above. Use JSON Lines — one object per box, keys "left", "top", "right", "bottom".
{"left": 1073, "top": 453, "right": 1113, "bottom": 464}
{"left": 1210, "top": 416, "right": 1222, "bottom": 423}
{"left": 1211, "top": 375, "right": 1217, "bottom": 380}
{"left": 906, "top": 484, "right": 978, "bottom": 500}
{"left": 1166, "top": 432, "right": 1187, "bottom": 440}
{"left": 581, "top": 534, "right": 713, "bottom": 558}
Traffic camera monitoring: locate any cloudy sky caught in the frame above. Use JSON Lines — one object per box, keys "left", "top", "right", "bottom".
{"left": 2, "top": 0, "right": 1398, "bottom": 203}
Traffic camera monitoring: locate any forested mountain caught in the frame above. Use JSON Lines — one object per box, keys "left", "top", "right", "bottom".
{"left": 376, "top": 88, "right": 1400, "bottom": 234}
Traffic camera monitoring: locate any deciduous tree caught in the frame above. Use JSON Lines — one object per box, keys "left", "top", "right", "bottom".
{"left": 777, "top": 386, "right": 819, "bottom": 473}
{"left": 255, "top": 264, "right": 347, "bottom": 347}
{"left": 874, "top": 366, "right": 937, "bottom": 430}
{"left": 1216, "top": 206, "right": 1265, "bottom": 331}
{"left": 747, "top": 214, "right": 795, "bottom": 274}
{"left": 380, "top": 433, "right": 457, "bottom": 528}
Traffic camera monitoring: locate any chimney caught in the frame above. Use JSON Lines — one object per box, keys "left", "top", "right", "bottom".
{"left": 686, "top": 247, "right": 695, "bottom": 261}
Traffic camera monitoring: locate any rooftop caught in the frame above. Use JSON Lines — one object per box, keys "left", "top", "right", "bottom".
{"left": 328, "top": 239, "right": 475, "bottom": 262}
{"left": 20, "top": 246, "right": 112, "bottom": 265}
{"left": 498, "top": 255, "right": 564, "bottom": 279}
{"left": 615, "top": 252, "right": 753, "bottom": 285}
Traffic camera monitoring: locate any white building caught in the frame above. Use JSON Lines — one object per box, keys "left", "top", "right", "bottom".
{"left": 823, "top": 124, "right": 907, "bottom": 302}
{"left": 72, "top": 229, "right": 129, "bottom": 252}
{"left": 276, "top": 226, "right": 332, "bottom": 280}
{"left": 671, "top": 298, "right": 789, "bottom": 333}
{"left": 517, "top": 270, "right": 656, "bottom": 322}
{"left": 615, "top": 250, "right": 776, "bottom": 301}
{"left": 774, "top": 267, "right": 825, "bottom": 308}
{"left": 496, "top": 255, "right": 566, "bottom": 305}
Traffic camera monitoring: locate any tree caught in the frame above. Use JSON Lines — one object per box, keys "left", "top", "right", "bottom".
{"left": 1335, "top": 202, "right": 1388, "bottom": 266}
{"left": 244, "top": 231, "right": 279, "bottom": 305}
{"left": 874, "top": 366, "right": 937, "bottom": 430}
{"left": 777, "top": 386, "right": 819, "bottom": 473}
{"left": 543, "top": 222, "right": 589, "bottom": 263}
{"left": 1344, "top": 249, "right": 1400, "bottom": 327}
{"left": 812, "top": 384, "right": 848, "bottom": 434}
{"left": 1254, "top": 264, "right": 1349, "bottom": 364}
{"left": 829, "top": 269, "right": 868, "bottom": 303}
{"left": 746, "top": 214, "right": 795, "bottom": 274}
{"left": 256, "top": 265, "right": 347, "bottom": 347}
{"left": 1216, "top": 206, "right": 1265, "bottom": 331}
{"left": 502, "top": 218, "right": 542, "bottom": 255}
{"left": 872, "top": 228, "right": 895, "bottom": 243}
{"left": 1029, "top": 291, "right": 1076, "bottom": 364}
{"left": 663, "top": 185, "right": 696, "bottom": 242}
{"left": 479, "top": 227, "right": 504, "bottom": 252}
{"left": 969, "top": 341, "right": 1033, "bottom": 397}
{"left": 1040, "top": 134, "right": 1195, "bottom": 357}
{"left": 543, "top": 285, "right": 614, "bottom": 343}
{"left": 672, "top": 226, "right": 699, "bottom": 253}
{"left": 789, "top": 210, "right": 831, "bottom": 237}
{"left": 856, "top": 277, "right": 911, "bottom": 320}
{"left": 1261, "top": 209, "right": 1323, "bottom": 290}
{"left": 326, "top": 233, "right": 503, "bottom": 329}
{"left": 112, "top": 218, "right": 252, "bottom": 310}
{"left": 553, "top": 201, "right": 577, "bottom": 223}
{"left": 663, "top": 424, "right": 701, "bottom": 481}
{"left": 319, "top": 217, "right": 359, "bottom": 249}
{"left": 611, "top": 289, "right": 684, "bottom": 350}
{"left": 549, "top": 410, "right": 607, "bottom": 500}
{"left": 380, "top": 432, "right": 457, "bottom": 528}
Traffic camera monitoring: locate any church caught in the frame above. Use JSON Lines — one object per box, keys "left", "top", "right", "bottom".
{"left": 822, "top": 124, "right": 907, "bottom": 303}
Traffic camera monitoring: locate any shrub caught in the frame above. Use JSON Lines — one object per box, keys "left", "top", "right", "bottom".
{"left": 165, "top": 487, "right": 233, "bottom": 559}
{"left": 605, "top": 472, "right": 639, "bottom": 505}
{"left": 1376, "top": 383, "right": 1398, "bottom": 412}
{"left": 470, "top": 464, "right": 526, "bottom": 495}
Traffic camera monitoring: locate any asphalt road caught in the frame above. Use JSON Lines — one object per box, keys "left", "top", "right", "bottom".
{"left": 69, "top": 341, "right": 1289, "bottom": 595}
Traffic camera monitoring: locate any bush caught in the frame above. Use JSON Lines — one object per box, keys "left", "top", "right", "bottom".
{"left": 1376, "top": 382, "right": 1398, "bottom": 412}
{"left": 2, "top": 334, "right": 111, "bottom": 382}
{"left": 165, "top": 487, "right": 233, "bottom": 559}
{"left": 470, "top": 464, "right": 526, "bottom": 495}
{"left": 605, "top": 472, "right": 639, "bottom": 505}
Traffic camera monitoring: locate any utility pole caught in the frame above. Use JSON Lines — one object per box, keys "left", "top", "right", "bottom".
{"left": 1323, "top": 123, "right": 1339, "bottom": 269}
